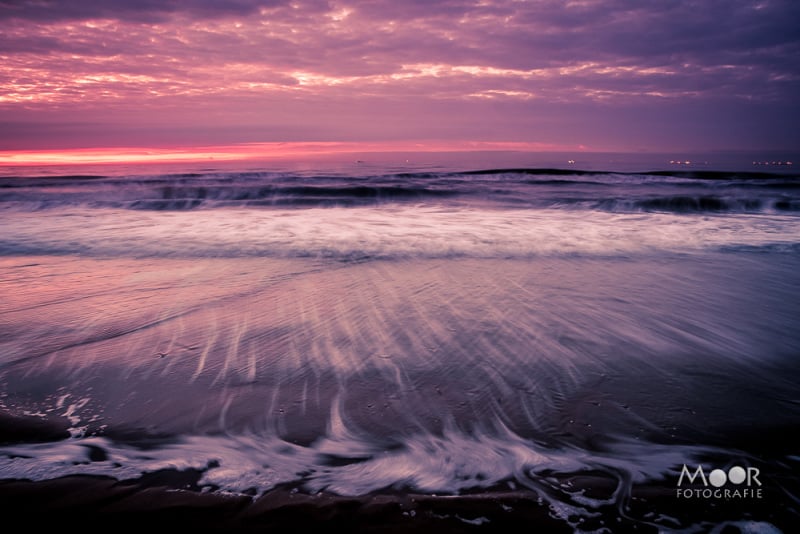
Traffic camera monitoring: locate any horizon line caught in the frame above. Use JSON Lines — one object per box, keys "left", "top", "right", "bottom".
{"left": 1, "top": 140, "right": 794, "bottom": 167}
{"left": 0, "top": 141, "right": 583, "bottom": 166}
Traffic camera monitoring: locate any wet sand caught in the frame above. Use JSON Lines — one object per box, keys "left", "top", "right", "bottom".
{"left": 1, "top": 253, "right": 799, "bottom": 532}
{"left": 0, "top": 470, "right": 794, "bottom": 532}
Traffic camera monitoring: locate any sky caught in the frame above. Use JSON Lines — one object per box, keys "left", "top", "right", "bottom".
{"left": 1, "top": 0, "right": 799, "bottom": 162}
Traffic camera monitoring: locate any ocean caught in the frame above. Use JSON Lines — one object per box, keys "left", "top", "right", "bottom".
{"left": 0, "top": 152, "right": 798, "bottom": 532}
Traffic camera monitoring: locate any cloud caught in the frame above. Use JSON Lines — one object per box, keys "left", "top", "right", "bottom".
{"left": 0, "top": 0, "right": 293, "bottom": 23}
{"left": 0, "top": 0, "right": 798, "bottom": 150}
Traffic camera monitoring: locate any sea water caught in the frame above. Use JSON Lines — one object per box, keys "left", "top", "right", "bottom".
{"left": 1, "top": 153, "right": 798, "bottom": 530}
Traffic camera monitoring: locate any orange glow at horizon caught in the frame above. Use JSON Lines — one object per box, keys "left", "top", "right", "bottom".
{"left": 0, "top": 140, "right": 580, "bottom": 166}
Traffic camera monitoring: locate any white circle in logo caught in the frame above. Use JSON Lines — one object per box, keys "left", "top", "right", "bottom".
{"left": 709, "top": 469, "right": 727, "bottom": 487}
{"left": 728, "top": 466, "right": 746, "bottom": 485}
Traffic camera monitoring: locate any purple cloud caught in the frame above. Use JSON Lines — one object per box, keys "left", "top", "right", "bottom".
{"left": 0, "top": 0, "right": 798, "bottom": 151}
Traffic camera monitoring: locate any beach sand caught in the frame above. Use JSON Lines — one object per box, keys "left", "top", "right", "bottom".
{"left": 1, "top": 253, "right": 799, "bottom": 532}
{"left": 0, "top": 467, "right": 793, "bottom": 532}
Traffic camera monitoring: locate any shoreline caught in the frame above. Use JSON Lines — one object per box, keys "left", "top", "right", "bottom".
{"left": 2, "top": 409, "right": 797, "bottom": 531}
{"left": 2, "top": 250, "right": 799, "bottom": 533}
{"left": 0, "top": 468, "right": 794, "bottom": 533}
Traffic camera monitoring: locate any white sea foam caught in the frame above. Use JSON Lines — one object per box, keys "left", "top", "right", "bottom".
{"left": 0, "top": 421, "right": 714, "bottom": 499}
{"left": 1, "top": 206, "right": 798, "bottom": 259}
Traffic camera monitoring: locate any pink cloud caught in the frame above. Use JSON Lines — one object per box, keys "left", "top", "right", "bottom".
{"left": 0, "top": 1, "right": 798, "bottom": 152}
